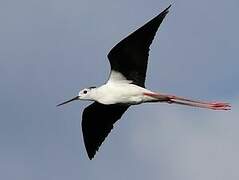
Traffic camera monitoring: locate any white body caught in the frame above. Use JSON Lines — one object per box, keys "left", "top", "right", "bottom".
{"left": 90, "top": 82, "right": 155, "bottom": 105}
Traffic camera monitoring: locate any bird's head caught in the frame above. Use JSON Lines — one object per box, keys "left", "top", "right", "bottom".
{"left": 57, "top": 87, "right": 96, "bottom": 107}
{"left": 78, "top": 87, "right": 96, "bottom": 100}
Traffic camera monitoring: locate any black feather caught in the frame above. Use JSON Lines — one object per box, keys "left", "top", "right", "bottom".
{"left": 82, "top": 102, "right": 129, "bottom": 159}
{"left": 108, "top": 5, "right": 171, "bottom": 87}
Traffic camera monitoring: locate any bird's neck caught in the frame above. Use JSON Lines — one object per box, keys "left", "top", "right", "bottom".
{"left": 88, "top": 88, "right": 99, "bottom": 101}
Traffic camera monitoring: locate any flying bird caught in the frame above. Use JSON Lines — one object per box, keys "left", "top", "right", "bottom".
{"left": 57, "top": 5, "right": 230, "bottom": 159}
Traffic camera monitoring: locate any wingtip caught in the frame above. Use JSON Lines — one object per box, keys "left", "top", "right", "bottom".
{"left": 164, "top": 4, "right": 172, "bottom": 13}
{"left": 85, "top": 143, "right": 98, "bottom": 160}
{"left": 157, "top": 4, "right": 171, "bottom": 18}
{"left": 87, "top": 151, "right": 96, "bottom": 160}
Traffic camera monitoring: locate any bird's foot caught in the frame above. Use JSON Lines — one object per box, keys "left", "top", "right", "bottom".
{"left": 208, "top": 102, "right": 231, "bottom": 110}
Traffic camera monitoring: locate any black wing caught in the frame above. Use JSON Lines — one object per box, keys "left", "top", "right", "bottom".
{"left": 82, "top": 102, "right": 129, "bottom": 159}
{"left": 107, "top": 5, "right": 171, "bottom": 87}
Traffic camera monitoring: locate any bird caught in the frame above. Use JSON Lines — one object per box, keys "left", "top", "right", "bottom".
{"left": 57, "top": 5, "right": 231, "bottom": 159}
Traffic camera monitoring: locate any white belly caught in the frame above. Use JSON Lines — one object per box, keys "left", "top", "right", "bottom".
{"left": 93, "top": 83, "right": 153, "bottom": 105}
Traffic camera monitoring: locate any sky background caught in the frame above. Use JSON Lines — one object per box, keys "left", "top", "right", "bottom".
{"left": 0, "top": 0, "right": 239, "bottom": 179}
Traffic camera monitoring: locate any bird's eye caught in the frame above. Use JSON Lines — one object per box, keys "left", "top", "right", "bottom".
{"left": 83, "top": 90, "right": 87, "bottom": 94}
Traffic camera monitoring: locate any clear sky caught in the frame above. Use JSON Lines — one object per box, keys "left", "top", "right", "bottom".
{"left": 0, "top": 0, "right": 238, "bottom": 179}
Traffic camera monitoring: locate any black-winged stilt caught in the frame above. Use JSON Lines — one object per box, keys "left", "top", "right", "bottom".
{"left": 57, "top": 5, "right": 230, "bottom": 159}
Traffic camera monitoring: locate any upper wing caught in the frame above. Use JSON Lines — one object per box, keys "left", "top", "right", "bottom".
{"left": 107, "top": 5, "right": 171, "bottom": 87}
{"left": 82, "top": 102, "right": 129, "bottom": 159}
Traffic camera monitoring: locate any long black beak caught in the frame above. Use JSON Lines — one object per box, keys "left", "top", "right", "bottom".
{"left": 57, "top": 96, "right": 79, "bottom": 107}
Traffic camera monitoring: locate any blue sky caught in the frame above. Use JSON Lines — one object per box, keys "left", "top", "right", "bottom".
{"left": 0, "top": 0, "right": 238, "bottom": 179}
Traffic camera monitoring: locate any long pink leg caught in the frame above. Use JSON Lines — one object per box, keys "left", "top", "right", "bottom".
{"left": 164, "top": 94, "right": 230, "bottom": 106}
{"left": 169, "top": 99, "right": 231, "bottom": 110}
{"left": 144, "top": 92, "right": 231, "bottom": 110}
